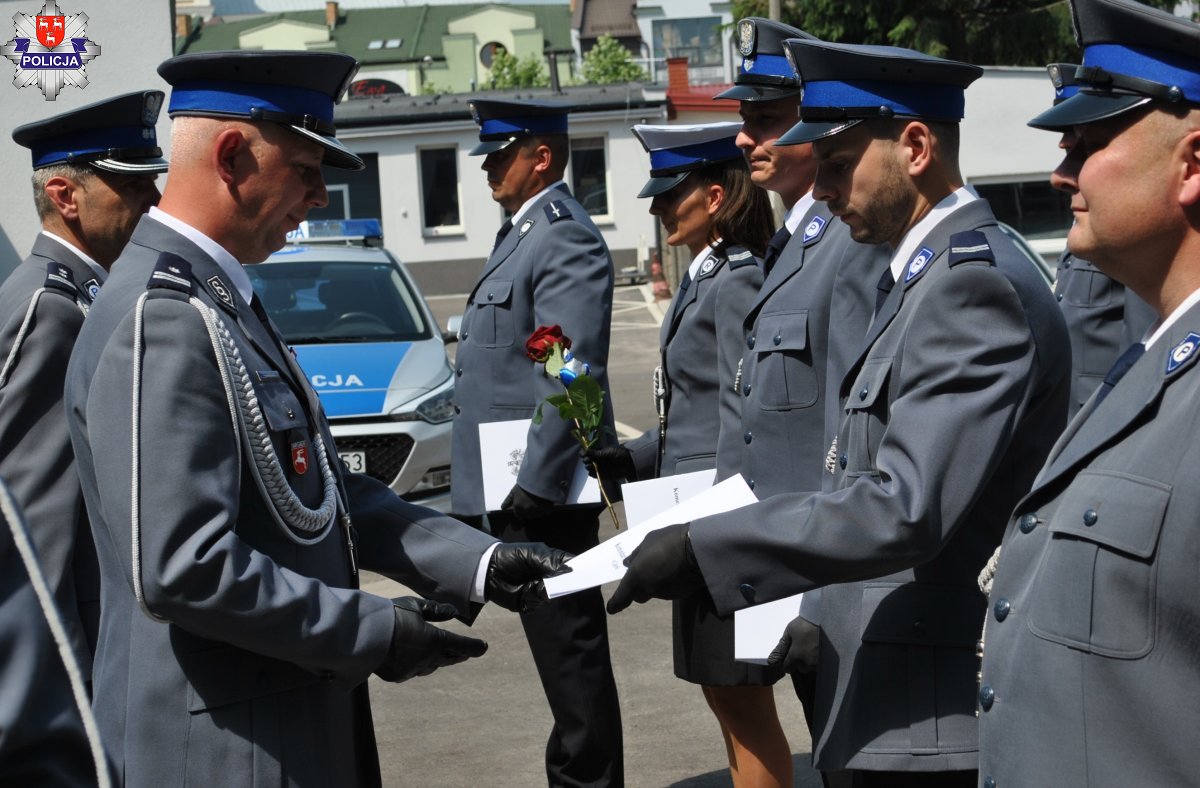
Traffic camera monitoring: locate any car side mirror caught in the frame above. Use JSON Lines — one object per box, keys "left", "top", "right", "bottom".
{"left": 442, "top": 314, "right": 462, "bottom": 345}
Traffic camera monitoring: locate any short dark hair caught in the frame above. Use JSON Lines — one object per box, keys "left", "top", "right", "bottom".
{"left": 867, "top": 117, "right": 960, "bottom": 162}
{"left": 31, "top": 163, "right": 94, "bottom": 220}
{"left": 686, "top": 158, "right": 774, "bottom": 258}
{"left": 524, "top": 134, "right": 570, "bottom": 178}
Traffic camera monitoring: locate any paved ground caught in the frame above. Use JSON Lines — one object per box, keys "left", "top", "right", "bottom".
{"left": 371, "top": 285, "right": 824, "bottom": 787}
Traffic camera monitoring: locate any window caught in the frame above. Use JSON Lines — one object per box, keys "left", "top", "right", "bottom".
{"left": 418, "top": 147, "right": 462, "bottom": 234}
{"left": 973, "top": 180, "right": 1072, "bottom": 240}
{"left": 480, "top": 42, "right": 506, "bottom": 68}
{"left": 306, "top": 184, "right": 349, "bottom": 221}
{"left": 652, "top": 17, "right": 722, "bottom": 68}
{"left": 570, "top": 136, "right": 608, "bottom": 219}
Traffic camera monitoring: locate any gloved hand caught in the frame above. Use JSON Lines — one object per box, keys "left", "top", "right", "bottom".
{"left": 374, "top": 597, "right": 488, "bottom": 683}
{"left": 606, "top": 522, "right": 704, "bottom": 614}
{"left": 501, "top": 484, "right": 556, "bottom": 523}
{"left": 767, "top": 614, "right": 821, "bottom": 673}
{"left": 485, "top": 541, "right": 573, "bottom": 613}
{"left": 582, "top": 445, "right": 638, "bottom": 481}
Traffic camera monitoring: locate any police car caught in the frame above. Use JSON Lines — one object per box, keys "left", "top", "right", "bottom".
{"left": 249, "top": 219, "right": 455, "bottom": 512}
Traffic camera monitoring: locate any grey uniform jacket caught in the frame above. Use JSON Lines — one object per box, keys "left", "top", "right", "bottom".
{"left": 625, "top": 245, "right": 762, "bottom": 479}
{"left": 715, "top": 201, "right": 889, "bottom": 498}
{"left": 0, "top": 234, "right": 102, "bottom": 675}
{"left": 689, "top": 199, "right": 1069, "bottom": 771}
{"left": 978, "top": 303, "right": 1200, "bottom": 787}
{"left": 1055, "top": 251, "right": 1156, "bottom": 415}
{"left": 451, "top": 185, "right": 614, "bottom": 515}
{"left": 0, "top": 476, "right": 107, "bottom": 787}
{"left": 65, "top": 216, "right": 495, "bottom": 787}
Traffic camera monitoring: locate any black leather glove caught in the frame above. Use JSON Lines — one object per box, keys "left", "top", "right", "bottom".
{"left": 485, "top": 541, "right": 573, "bottom": 613}
{"left": 500, "top": 484, "right": 556, "bottom": 523}
{"left": 606, "top": 522, "right": 704, "bottom": 614}
{"left": 374, "top": 597, "right": 488, "bottom": 683}
{"left": 767, "top": 614, "right": 821, "bottom": 673}
{"left": 583, "top": 445, "right": 638, "bottom": 481}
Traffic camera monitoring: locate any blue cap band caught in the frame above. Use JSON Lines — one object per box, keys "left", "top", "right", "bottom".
{"left": 739, "top": 53, "right": 795, "bottom": 81}
{"left": 478, "top": 114, "right": 568, "bottom": 138}
{"left": 802, "top": 78, "right": 966, "bottom": 120}
{"left": 1083, "top": 43, "right": 1200, "bottom": 103}
{"left": 31, "top": 124, "right": 155, "bottom": 168}
{"left": 648, "top": 137, "right": 741, "bottom": 174}
{"left": 1056, "top": 83, "right": 1080, "bottom": 100}
{"left": 168, "top": 80, "right": 334, "bottom": 123}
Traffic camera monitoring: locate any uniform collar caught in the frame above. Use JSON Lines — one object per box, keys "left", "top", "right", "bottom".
{"left": 511, "top": 179, "right": 567, "bottom": 226}
{"left": 149, "top": 206, "right": 255, "bottom": 306}
{"left": 888, "top": 185, "right": 978, "bottom": 282}
{"left": 40, "top": 230, "right": 106, "bottom": 283}
{"left": 1142, "top": 286, "right": 1199, "bottom": 349}
{"left": 687, "top": 241, "right": 722, "bottom": 280}
{"left": 784, "top": 190, "right": 817, "bottom": 234}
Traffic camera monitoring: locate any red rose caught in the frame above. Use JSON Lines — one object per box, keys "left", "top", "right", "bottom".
{"left": 525, "top": 325, "right": 571, "bottom": 362}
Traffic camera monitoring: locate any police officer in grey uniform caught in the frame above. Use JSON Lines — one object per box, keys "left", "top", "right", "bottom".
{"left": 609, "top": 41, "right": 1069, "bottom": 787}
{"left": 1040, "top": 62, "right": 1157, "bottom": 415}
{"left": 451, "top": 98, "right": 623, "bottom": 787}
{"left": 0, "top": 91, "right": 167, "bottom": 678}
{"left": 979, "top": 1, "right": 1200, "bottom": 784}
{"left": 65, "top": 52, "right": 567, "bottom": 787}
{"left": 0, "top": 476, "right": 109, "bottom": 787}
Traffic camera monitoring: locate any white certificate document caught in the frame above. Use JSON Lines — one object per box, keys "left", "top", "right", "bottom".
{"left": 620, "top": 469, "right": 716, "bottom": 529}
{"left": 544, "top": 474, "right": 757, "bottom": 598}
{"left": 478, "top": 419, "right": 599, "bottom": 511}
{"left": 734, "top": 593, "right": 805, "bottom": 664}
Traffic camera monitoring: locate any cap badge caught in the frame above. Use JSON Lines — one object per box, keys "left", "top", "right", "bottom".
{"left": 737, "top": 19, "right": 755, "bottom": 57}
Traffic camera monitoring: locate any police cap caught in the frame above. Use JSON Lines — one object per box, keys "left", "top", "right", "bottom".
{"left": 714, "top": 18, "right": 815, "bottom": 102}
{"left": 12, "top": 90, "right": 169, "bottom": 173}
{"left": 776, "top": 40, "right": 982, "bottom": 146}
{"left": 157, "top": 50, "right": 363, "bottom": 170}
{"left": 1029, "top": 0, "right": 1200, "bottom": 131}
{"left": 468, "top": 98, "right": 572, "bottom": 156}
{"left": 1047, "top": 63, "right": 1083, "bottom": 106}
{"left": 632, "top": 122, "right": 743, "bottom": 197}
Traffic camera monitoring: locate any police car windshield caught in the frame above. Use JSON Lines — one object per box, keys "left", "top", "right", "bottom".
{"left": 248, "top": 261, "right": 431, "bottom": 345}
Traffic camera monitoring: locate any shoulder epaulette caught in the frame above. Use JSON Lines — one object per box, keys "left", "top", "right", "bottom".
{"left": 43, "top": 262, "right": 78, "bottom": 296}
{"left": 948, "top": 230, "right": 996, "bottom": 268}
{"left": 544, "top": 200, "right": 574, "bottom": 223}
{"left": 147, "top": 253, "right": 194, "bottom": 295}
{"left": 725, "top": 245, "right": 758, "bottom": 270}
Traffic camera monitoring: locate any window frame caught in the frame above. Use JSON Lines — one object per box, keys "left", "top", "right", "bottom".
{"left": 417, "top": 145, "right": 465, "bottom": 238}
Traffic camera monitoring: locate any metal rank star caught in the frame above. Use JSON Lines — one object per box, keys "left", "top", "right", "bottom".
{"left": 1, "top": 0, "right": 101, "bottom": 101}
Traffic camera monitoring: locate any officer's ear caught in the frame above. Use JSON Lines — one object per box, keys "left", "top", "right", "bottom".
{"left": 1176, "top": 126, "right": 1200, "bottom": 209}
{"left": 212, "top": 127, "right": 251, "bottom": 187}
{"left": 42, "top": 174, "right": 83, "bottom": 222}
{"left": 897, "top": 120, "right": 934, "bottom": 178}
{"left": 705, "top": 182, "right": 725, "bottom": 216}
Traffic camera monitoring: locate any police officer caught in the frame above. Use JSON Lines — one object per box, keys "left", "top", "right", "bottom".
{"left": 713, "top": 17, "right": 891, "bottom": 758}
{"left": 979, "top": 1, "right": 1200, "bottom": 783}
{"left": 1039, "top": 62, "right": 1157, "bottom": 415}
{"left": 0, "top": 91, "right": 167, "bottom": 678}
{"left": 451, "top": 98, "right": 624, "bottom": 787}
{"left": 609, "top": 40, "right": 1069, "bottom": 787}
{"left": 65, "top": 51, "right": 567, "bottom": 787}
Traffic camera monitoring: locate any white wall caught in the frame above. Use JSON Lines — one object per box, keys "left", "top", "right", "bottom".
{"left": 961, "top": 67, "right": 1064, "bottom": 183}
{"left": 0, "top": 0, "right": 175, "bottom": 278}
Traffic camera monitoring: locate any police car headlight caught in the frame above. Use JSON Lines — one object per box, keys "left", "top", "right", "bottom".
{"left": 391, "top": 387, "right": 456, "bottom": 424}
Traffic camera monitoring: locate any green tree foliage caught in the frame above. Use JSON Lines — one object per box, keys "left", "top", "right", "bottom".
{"left": 483, "top": 49, "right": 550, "bottom": 89}
{"left": 581, "top": 34, "right": 648, "bottom": 84}
{"left": 730, "top": 0, "right": 1176, "bottom": 66}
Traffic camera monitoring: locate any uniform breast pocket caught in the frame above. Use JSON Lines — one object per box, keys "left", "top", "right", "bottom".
{"left": 1027, "top": 470, "right": 1169, "bottom": 659}
{"left": 840, "top": 356, "right": 892, "bottom": 478}
{"left": 256, "top": 374, "right": 307, "bottom": 434}
{"left": 1063, "top": 267, "right": 1116, "bottom": 308}
{"left": 754, "top": 311, "right": 817, "bottom": 410}
{"left": 471, "top": 279, "right": 516, "bottom": 348}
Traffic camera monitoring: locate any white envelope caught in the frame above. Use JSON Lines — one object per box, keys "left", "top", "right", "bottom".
{"left": 478, "top": 419, "right": 599, "bottom": 511}
{"left": 544, "top": 475, "right": 757, "bottom": 598}
{"left": 620, "top": 468, "right": 716, "bottom": 529}
{"left": 734, "top": 593, "right": 805, "bottom": 664}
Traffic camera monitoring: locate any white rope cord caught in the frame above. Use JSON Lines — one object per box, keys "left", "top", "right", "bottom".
{"left": 978, "top": 545, "right": 1001, "bottom": 598}
{"left": 0, "top": 288, "right": 86, "bottom": 388}
{"left": 0, "top": 482, "right": 111, "bottom": 788}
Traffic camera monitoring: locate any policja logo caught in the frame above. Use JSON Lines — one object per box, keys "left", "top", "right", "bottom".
{"left": 1, "top": 0, "right": 100, "bottom": 101}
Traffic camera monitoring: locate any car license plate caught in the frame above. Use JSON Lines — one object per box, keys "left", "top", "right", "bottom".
{"left": 339, "top": 451, "right": 367, "bottom": 474}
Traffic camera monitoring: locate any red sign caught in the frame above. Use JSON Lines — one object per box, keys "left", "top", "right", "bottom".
{"left": 348, "top": 78, "right": 404, "bottom": 99}
{"left": 36, "top": 15, "right": 65, "bottom": 48}
{"left": 291, "top": 442, "right": 309, "bottom": 475}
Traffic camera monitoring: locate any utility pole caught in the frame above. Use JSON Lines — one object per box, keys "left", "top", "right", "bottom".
{"left": 769, "top": 0, "right": 780, "bottom": 21}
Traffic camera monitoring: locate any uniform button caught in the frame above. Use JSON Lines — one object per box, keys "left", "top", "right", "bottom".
{"left": 994, "top": 598, "right": 1011, "bottom": 622}
{"left": 912, "top": 620, "right": 926, "bottom": 638}
{"left": 742, "top": 383, "right": 751, "bottom": 396}
{"left": 461, "top": 331, "right": 468, "bottom": 340}
{"left": 858, "top": 385, "right": 869, "bottom": 401}
{"left": 286, "top": 408, "right": 295, "bottom": 419}
{"left": 744, "top": 431, "right": 753, "bottom": 444}
{"left": 747, "top": 479, "right": 755, "bottom": 490}
{"left": 1056, "top": 292, "right": 1064, "bottom": 302}
{"left": 487, "top": 292, "right": 495, "bottom": 301}
{"left": 456, "top": 368, "right": 463, "bottom": 377}
{"left": 453, "top": 405, "right": 461, "bottom": 414}
{"left": 739, "top": 583, "right": 756, "bottom": 602}
{"left": 559, "top": 479, "right": 568, "bottom": 488}
{"left": 747, "top": 335, "right": 756, "bottom": 349}
{"left": 838, "top": 453, "right": 847, "bottom": 469}
{"left": 1018, "top": 513, "right": 1038, "bottom": 533}
{"left": 773, "top": 334, "right": 782, "bottom": 345}
{"left": 1083, "top": 508, "right": 1098, "bottom": 526}
{"left": 983, "top": 778, "right": 996, "bottom": 788}
{"left": 979, "top": 684, "right": 995, "bottom": 711}
{"left": 1063, "top": 259, "right": 1072, "bottom": 269}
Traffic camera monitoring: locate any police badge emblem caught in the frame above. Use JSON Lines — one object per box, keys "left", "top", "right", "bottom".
{"left": 738, "top": 19, "right": 755, "bottom": 57}
{"left": 700, "top": 256, "right": 716, "bottom": 275}
{"left": 905, "top": 247, "right": 935, "bottom": 282}
{"left": 1166, "top": 332, "right": 1200, "bottom": 375}
{"left": 1, "top": 1, "right": 102, "bottom": 101}
{"left": 291, "top": 441, "right": 309, "bottom": 475}
{"left": 206, "top": 275, "right": 235, "bottom": 308}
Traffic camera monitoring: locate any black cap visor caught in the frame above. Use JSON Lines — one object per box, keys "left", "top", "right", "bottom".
{"left": 90, "top": 154, "right": 169, "bottom": 174}
{"left": 1028, "top": 91, "right": 1153, "bottom": 131}
{"left": 714, "top": 83, "right": 802, "bottom": 102}
{"left": 290, "top": 125, "right": 363, "bottom": 170}
{"left": 638, "top": 172, "right": 688, "bottom": 198}
{"left": 777, "top": 117, "right": 864, "bottom": 146}
{"left": 470, "top": 137, "right": 517, "bottom": 156}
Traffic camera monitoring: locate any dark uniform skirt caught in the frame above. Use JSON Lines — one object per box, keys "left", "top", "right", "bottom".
{"left": 672, "top": 588, "right": 785, "bottom": 686}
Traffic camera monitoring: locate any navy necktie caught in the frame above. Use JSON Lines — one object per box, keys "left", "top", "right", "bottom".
{"left": 762, "top": 226, "right": 791, "bottom": 277}
{"left": 874, "top": 266, "right": 896, "bottom": 315}
{"left": 492, "top": 219, "right": 513, "bottom": 254}
{"left": 1094, "top": 342, "right": 1145, "bottom": 407}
